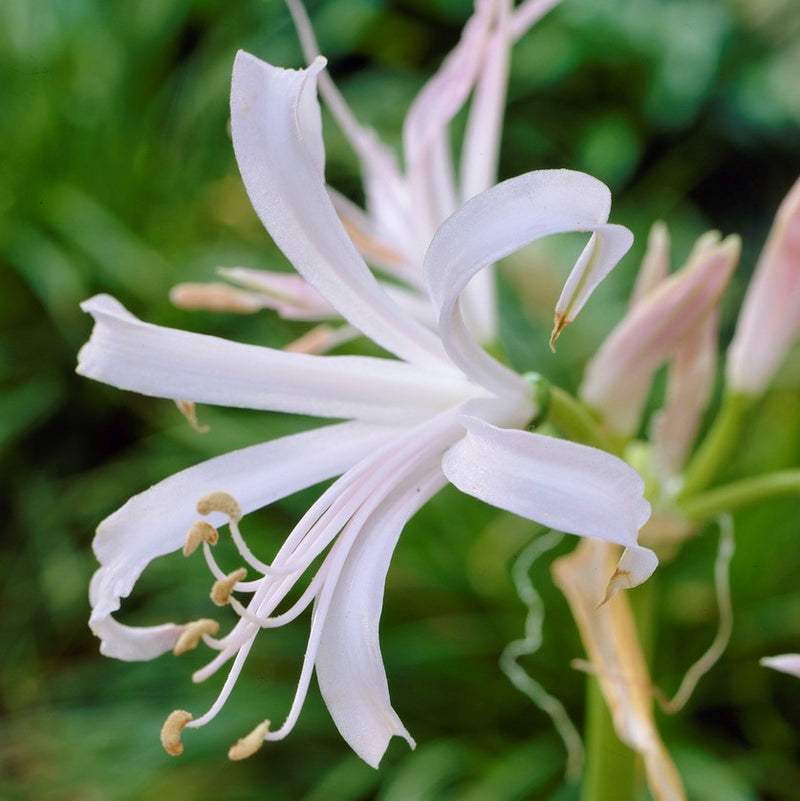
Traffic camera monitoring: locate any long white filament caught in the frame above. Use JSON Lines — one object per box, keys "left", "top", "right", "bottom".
{"left": 184, "top": 412, "right": 461, "bottom": 735}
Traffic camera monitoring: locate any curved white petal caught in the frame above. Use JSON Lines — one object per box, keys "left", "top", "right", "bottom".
{"left": 403, "top": 0, "right": 494, "bottom": 175}
{"left": 425, "top": 169, "right": 631, "bottom": 394}
{"left": 402, "top": 0, "right": 496, "bottom": 242}
{"left": 761, "top": 654, "right": 800, "bottom": 678}
{"left": 78, "top": 295, "right": 473, "bottom": 423}
{"left": 456, "top": 0, "right": 513, "bottom": 344}
{"left": 510, "top": 0, "right": 562, "bottom": 42}
{"left": 552, "top": 226, "right": 634, "bottom": 344}
{"left": 90, "top": 613, "right": 184, "bottom": 661}
{"left": 89, "top": 421, "right": 394, "bottom": 659}
{"left": 327, "top": 188, "right": 409, "bottom": 277}
{"left": 459, "top": 0, "right": 511, "bottom": 203}
{"left": 315, "top": 468, "right": 446, "bottom": 767}
{"left": 442, "top": 416, "right": 655, "bottom": 587}
{"left": 231, "top": 51, "right": 445, "bottom": 367}
{"left": 284, "top": 0, "right": 413, "bottom": 256}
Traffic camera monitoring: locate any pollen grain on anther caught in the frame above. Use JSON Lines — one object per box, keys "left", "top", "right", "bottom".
{"left": 173, "top": 618, "right": 220, "bottom": 656}
{"left": 197, "top": 491, "right": 242, "bottom": 522}
{"left": 211, "top": 567, "right": 248, "bottom": 606}
{"left": 161, "top": 709, "right": 192, "bottom": 756}
{"left": 228, "top": 720, "right": 270, "bottom": 761}
{"left": 183, "top": 520, "right": 219, "bottom": 556}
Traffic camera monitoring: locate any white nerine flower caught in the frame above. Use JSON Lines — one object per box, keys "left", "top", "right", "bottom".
{"left": 172, "top": 0, "right": 562, "bottom": 349}
{"left": 77, "top": 52, "right": 654, "bottom": 767}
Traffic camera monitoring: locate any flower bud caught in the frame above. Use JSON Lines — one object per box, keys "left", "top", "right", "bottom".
{"left": 581, "top": 231, "right": 738, "bottom": 437}
{"left": 727, "top": 177, "right": 800, "bottom": 394}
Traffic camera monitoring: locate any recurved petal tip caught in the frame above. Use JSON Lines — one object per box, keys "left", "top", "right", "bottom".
{"left": 549, "top": 313, "right": 568, "bottom": 351}
{"left": 760, "top": 654, "right": 800, "bottom": 678}
{"left": 600, "top": 545, "right": 658, "bottom": 606}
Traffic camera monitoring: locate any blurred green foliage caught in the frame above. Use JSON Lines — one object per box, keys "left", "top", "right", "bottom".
{"left": 1, "top": 0, "right": 798, "bottom": 799}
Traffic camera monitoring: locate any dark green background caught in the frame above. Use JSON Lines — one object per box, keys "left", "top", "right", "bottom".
{"left": 2, "top": 0, "right": 799, "bottom": 798}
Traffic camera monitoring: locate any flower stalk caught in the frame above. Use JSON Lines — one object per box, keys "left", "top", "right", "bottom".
{"left": 679, "top": 469, "right": 800, "bottom": 522}
{"left": 679, "top": 392, "right": 753, "bottom": 497}
{"left": 546, "top": 383, "right": 618, "bottom": 453}
{"left": 582, "top": 676, "right": 640, "bottom": 801}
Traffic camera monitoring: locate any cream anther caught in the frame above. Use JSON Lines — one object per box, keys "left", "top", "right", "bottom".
{"left": 183, "top": 520, "right": 219, "bottom": 556}
{"left": 228, "top": 719, "right": 270, "bottom": 761}
{"left": 197, "top": 491, "right": 242, "bottom": 522}
{"left": 210, "top": 567, "right": 247, "bottom": 606}
{"left": 161, "top": 709, "right": 192, "bottom": 756}
{"left": 170, "top": 282, "right": 264, "bottom": 313}
{"left": 173, "top": 618, "right": 220, "bottom": 656}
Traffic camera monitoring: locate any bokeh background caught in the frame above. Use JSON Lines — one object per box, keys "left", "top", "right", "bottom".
{"left": 2, "top": 0, "right": 799, "bottom": 798}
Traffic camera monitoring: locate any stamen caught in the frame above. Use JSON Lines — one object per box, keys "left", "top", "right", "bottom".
{"left": 211, "top": 567, "right": 247, "bottom": 606}
{"left": 191, "top": 635, "right": 258, "bottom": 721}
{"left": 184, "top": 521, "right": 219, "bottom": 556}
{"left": 200, "top": 539, "right": 261, "bottom": 592}
{"left": 184, "top": 421, "right": 453, "bottom": 741}
{"left": 175, "top": 399, "right": 210, "bottom": 434}
{"left": 160, "top": 710, "right": 192, "bottom": 756}
{"left": 195, "top": 501, "right": 303, "bottom": 579}
{"left": 173, "top": 619, "right": 220, "bottom": 656}
{"left": 197, "top": 491, "right": 242, "bottom": 522}
{"left": 228, "top": 569, "right": 323, "bottom": 629}
{"left": 285, "top": 323, "right": 345, "bottom": 355}
{"left": 170, "top": 282, "right": 264, "bottom": 313}
{"left": 228, "top": 719, "right": 270, "bottom": 761}
{"left": 339, "top": 215, "right": 406, "bottom": 268}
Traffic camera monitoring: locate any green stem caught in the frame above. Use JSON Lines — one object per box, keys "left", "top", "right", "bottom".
{"left": 679, "top": 470, "right": 800, "bottom": 522}
{"left": 582, "top": 677, "right": 638, "bottom": 801}
{"left": 680, "top": 392, "right": 753, "bottom": 497}
{"left": 547, "top": 385, "right": 616, "bottom": 452}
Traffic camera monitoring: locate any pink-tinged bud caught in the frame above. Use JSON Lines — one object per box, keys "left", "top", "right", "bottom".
{"left": 651, "top": 310, "right": 719, "bottom": 476}
{"left": 630, "top": 221, "right": 670, "bottom": 305}
{"left": 727, "top": 177, "right": 800, "bottom": 395}
{"left": 606, "top": 222, "right": 672, "bottom": 437}
{"left": 580, "top": 232, "right": 739, "bottom": 437}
